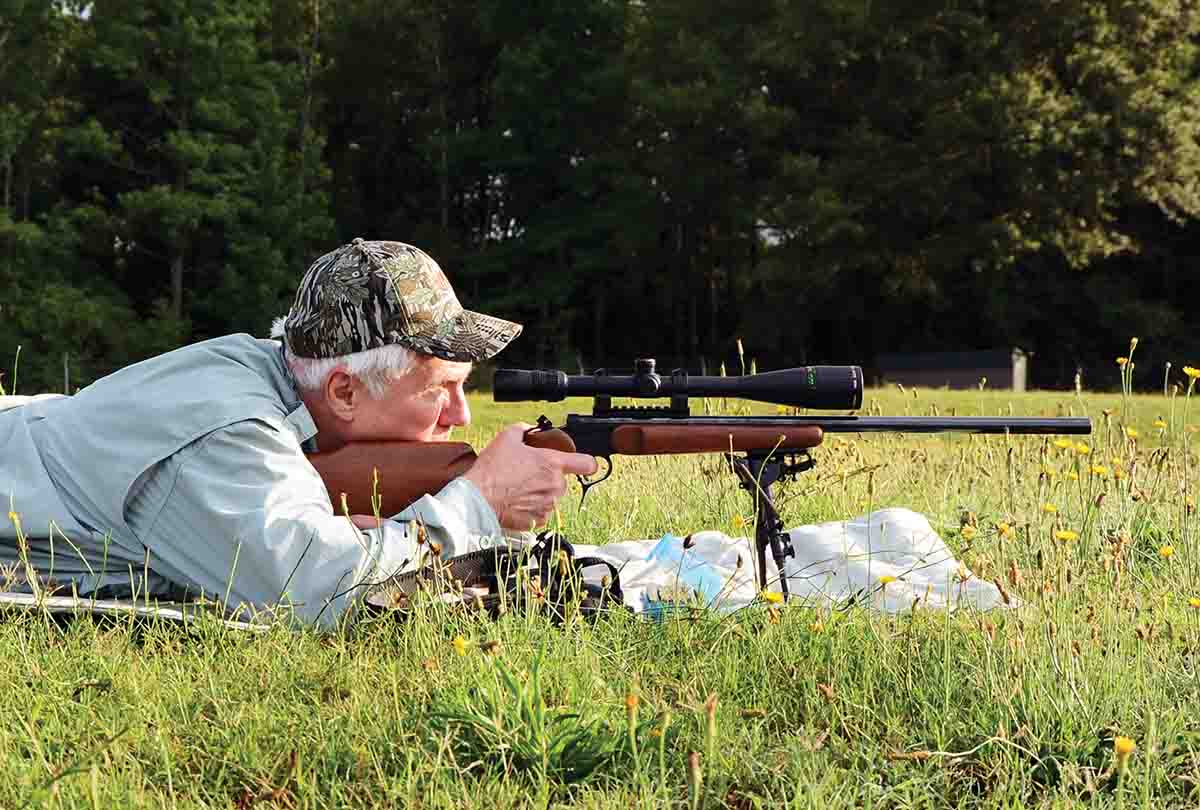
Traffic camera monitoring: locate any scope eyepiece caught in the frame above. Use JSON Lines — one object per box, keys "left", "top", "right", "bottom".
{"left": 493, "top": 360, "right": 863, "bottom": 411}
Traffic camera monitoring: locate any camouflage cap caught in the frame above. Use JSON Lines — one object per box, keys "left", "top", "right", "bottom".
{"left": 282, "top": 238, "right": 522, "bottom": 361}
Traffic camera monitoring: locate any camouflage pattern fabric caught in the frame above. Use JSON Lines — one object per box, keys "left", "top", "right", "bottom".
{"left": 283, "top": 238, "right": 523, "bottom": 361}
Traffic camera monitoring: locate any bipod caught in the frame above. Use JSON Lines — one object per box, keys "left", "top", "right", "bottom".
{"left": 727, "top": 450, "right": 814, "bottom": 599}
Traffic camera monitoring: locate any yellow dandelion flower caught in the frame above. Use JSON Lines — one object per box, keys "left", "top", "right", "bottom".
{"left": 1125, "top": 427, "right": 1138, "bottom": 439}
{"left": 1075, "top": 442, "right": 1091, "bottom": 456}
{"left": 1189, "top": 597, "right": 1200, "bottom": 609}
{"left": 451, "top": 635, "right": 469, "bottom": 656}
{"left": 1159, "top": 545, "right": 1175, "bottom": 559}
{"left": 1116, "top": 357, "right": 1129, "bottom": 366}
{"left": 1066, "top": 471, "right": 1079, "bottom": 481}
{"left": 1114, "top": 736, "right": 1137, "bottom": 758}
{"left": 1042, "top": 503, "right": 1058, "bottom": 514}
{"left": 1183, "top": 366, "right": 1200, "bottom": 380}
{"left": 960, "top": 525, "right": 977, "bottom": 541}
{"left": 1154, "top": 418, "right": 1167, "bottom": 429}
{"left": 1054, "top": 530, "right": 1078, "bottom": 542}
{"left": 760, "top": 590, "right": 784, "bottom": 604}
{"left": 732, "top": 514, "right": 747, "bottom": 530}
{"left": 1091, "top": 465, "right": 1110, "bottom": 476}
{"left": 879, "top": 575, "right": 898, "bottom": 586}
{"left": 996, "top": 522, "right": 1012, "bottom": 538}
{"left": 1053, "top": 439, "right": 1074, "bottom": 450}
{"left": 809, "top": 620, "right": 823, "bottom": 633}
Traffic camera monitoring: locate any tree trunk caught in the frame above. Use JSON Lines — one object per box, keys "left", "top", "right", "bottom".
{"left": 709, "top": 267, "right": 719, "bottom": 367}
{"left": 171, "top": 253, "right": 184, "bottom": 321}
{"left": 536, "top": 298, "right": 549, "bottom": 369}
{"left": 436, "top": 4, "right": 449, "bottom": 256}
{"left": 593, "top": 279, "right": 606, "bottom": 369}
{"left": 297, "top": 0, "right": 320, "bottom": 198}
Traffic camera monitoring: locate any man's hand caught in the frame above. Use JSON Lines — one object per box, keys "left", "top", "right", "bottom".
{"left": 463, "top": 423, "right": 598, "bottom": 530}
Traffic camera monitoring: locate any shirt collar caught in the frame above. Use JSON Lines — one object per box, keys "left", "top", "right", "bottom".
{"left": 276, "top": 341, "right": 320, "bottom": 453}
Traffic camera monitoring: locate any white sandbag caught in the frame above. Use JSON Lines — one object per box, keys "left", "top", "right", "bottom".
{"left": 572, "top": 507, "right": 1012, "bottom": 614}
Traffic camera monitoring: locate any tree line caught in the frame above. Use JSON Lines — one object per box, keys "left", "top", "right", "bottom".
{"left": 2, "top": 0, "right": 1198, "bottom": 393}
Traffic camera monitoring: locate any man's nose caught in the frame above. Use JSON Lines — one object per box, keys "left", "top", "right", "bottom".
{"left": 440, "top": 389, "right": 470, "bottom": 427}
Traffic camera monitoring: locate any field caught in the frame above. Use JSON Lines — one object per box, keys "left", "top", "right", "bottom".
{"left": 2, "top": 362, "right": 1200, "bottom": 809}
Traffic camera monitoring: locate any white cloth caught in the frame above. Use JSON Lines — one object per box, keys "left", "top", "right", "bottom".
{"left": 574, "top": 507, "right": 1011, "bottom": 614}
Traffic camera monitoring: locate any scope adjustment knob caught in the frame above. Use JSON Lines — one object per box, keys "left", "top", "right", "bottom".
{"left": 633, "top": 357, "right": 661, "bottom": 394}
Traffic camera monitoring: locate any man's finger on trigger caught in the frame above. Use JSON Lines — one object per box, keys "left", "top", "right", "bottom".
{"left": 554, "top": 451, "right": 599, "bottom": 477}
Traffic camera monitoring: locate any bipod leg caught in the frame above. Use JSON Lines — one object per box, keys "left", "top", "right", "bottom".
{"left": 729, "top": 453, "right": 795, "bottom": 599}
{"left": 756, "top": 480, "right": 792, "bottom": 599}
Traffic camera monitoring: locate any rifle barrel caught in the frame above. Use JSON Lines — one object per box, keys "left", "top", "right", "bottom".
{"left": 803, "top": 416, "right": 1092, "bottom": 435}
{"left": 565, "top": 414, "right": 1091, "bottom": 435}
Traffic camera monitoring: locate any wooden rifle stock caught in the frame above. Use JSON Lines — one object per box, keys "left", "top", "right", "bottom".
{"left": 607, "top": 424, "right": 823, "bottom": 454}
{"left": 521, "top": 425, "right": 825, "bottom": 455}
{"left": 306, "top": 441, "right": 478, "bottom": 517}
{"left": 306, "top": 426, "right": 824, "bottom": 518}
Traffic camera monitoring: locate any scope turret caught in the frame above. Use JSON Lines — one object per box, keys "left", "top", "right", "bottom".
{"left": 493, "top": 360, "right": 864, "bottom": 410}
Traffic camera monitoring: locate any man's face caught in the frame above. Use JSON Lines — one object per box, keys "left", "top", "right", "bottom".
{"left": 347, "top": 357, "right": 474, "bottom": 443}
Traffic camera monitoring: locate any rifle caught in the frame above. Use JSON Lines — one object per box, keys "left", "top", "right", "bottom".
{"left": 308, "top": 358, "right": 1091, "bottom": 597}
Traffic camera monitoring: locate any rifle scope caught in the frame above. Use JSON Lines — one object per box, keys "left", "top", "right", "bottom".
{"left": 494, "top": 358, "right": 864, "bottom": 410}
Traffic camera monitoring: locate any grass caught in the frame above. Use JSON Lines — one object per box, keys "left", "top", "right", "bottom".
{"left": 4, "top": 362, "right": 1200, "bottom": 808}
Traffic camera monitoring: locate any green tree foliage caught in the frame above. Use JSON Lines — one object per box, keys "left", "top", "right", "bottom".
{"left": 55, "top": 0, "right": 331, "bottom": 333}
{"left": 751, "top": 0, "right": 1200, "bottom": 365}
{"left": 1, "top": 0, "right": 1198, "bottom": 391}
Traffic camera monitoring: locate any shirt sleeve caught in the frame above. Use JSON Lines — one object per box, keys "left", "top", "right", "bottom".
{"left": 127, "top": 418, "right": 502, "bottom": 628}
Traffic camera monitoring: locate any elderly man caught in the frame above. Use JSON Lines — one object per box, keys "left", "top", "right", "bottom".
{"left": 0, "top": 239, "right": 596, "bottom": 627}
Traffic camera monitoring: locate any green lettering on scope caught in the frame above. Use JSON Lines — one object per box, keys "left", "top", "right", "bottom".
{"left": 807, "top": 370, "right": 816, "bottom": 386}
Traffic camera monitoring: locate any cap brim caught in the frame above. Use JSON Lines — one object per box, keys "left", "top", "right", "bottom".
{"left": 402, "top": 309, "right": 523, "bottom": 362}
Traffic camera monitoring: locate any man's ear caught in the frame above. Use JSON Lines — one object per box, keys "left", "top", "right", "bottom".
{"left": 324, "top": 369, "right": 361, "bottom": 421}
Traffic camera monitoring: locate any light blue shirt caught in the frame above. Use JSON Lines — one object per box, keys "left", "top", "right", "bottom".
{"left": 0, "top": 335, "right": 502, "bottom": 628}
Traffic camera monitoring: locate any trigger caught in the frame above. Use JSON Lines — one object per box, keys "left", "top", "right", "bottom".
{"left": 576, "top": 456, "right": 613, "bottom": 508}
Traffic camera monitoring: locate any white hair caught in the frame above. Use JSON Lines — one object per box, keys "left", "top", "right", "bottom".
{"left": 270, "top": 316, "right": 425, "bottom": 399}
